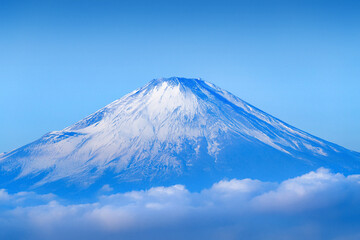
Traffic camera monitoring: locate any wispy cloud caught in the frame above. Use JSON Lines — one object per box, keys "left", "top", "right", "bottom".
{"left": 1, "top": 168, "right": 360, "bottom": 240}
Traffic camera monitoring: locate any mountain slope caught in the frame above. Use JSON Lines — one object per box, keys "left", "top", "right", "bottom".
{"left": 1, "top": 77, "right": 359, "bottom": 193}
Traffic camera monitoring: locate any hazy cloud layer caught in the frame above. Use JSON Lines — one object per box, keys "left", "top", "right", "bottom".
{"left": 1, "top": 168, "right": 360, "bottom": 240}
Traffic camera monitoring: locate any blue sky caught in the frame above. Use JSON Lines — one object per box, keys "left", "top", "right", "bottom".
{"left": 0, "top": 0, "right": 359, "bottom": 153}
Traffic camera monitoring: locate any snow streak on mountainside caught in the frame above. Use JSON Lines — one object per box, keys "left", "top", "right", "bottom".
{"left": 1, "top": 77, "right": 359, "bottom": 192}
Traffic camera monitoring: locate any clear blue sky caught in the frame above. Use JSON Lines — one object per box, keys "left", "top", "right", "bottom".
{"left": 1, "top": 0, "right": 359, "bottom": 153}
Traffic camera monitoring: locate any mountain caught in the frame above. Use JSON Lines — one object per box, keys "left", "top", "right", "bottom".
{"left": 1, "top": 77, "right": 359, "bottom": 195}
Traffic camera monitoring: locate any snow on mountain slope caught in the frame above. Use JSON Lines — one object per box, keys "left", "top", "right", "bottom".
{"left": 1, "top": 77, "right": 359, "bottom": 192}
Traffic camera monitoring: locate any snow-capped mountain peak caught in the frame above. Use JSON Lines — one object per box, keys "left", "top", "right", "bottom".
{"left": 1, "top": 77, "right": 359, "bottom": 192}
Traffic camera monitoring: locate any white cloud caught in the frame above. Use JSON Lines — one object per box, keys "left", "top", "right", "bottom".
{"left": 1, "top": 168, "right": 360, "bottom": 240}
{"left": 99, "top": 184, "right": 114, "bottom": 192}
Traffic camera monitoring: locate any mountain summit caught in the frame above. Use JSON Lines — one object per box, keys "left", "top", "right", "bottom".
{"left": 1, "top": 77, "right": 359, "bottom": 193}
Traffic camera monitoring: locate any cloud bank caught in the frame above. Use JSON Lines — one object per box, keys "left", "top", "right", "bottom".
{"left": 1, "top": 168, "right": 360, "bottom": 240}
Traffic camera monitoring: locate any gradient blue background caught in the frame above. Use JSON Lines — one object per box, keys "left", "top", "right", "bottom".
{"left": 1, "top": 0, "right": 359, "bottom": 153}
